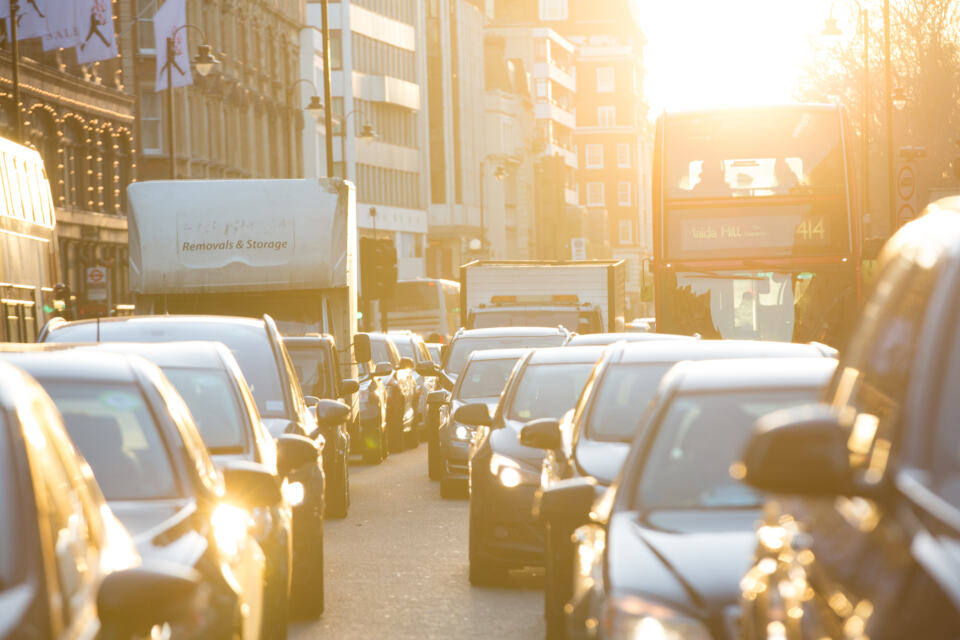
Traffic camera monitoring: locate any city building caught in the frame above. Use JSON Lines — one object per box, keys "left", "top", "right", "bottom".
{"left": 0, "top": 2, "right": 137, "bottom": 316}
{"left": 302, "top": 0, "right": 429, "bottom": 279}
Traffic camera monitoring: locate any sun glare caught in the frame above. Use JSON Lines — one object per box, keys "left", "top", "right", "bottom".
{"left": 632, "top": 0, "right": 835, "bottom": 116}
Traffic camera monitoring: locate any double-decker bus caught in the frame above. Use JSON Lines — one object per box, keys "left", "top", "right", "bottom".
{"left": 0, "top": 135, "right": 62, "bottom": 341}
{"left": 652, "top": 104, "right": 861, "bottom": 348}
{"left": 385, "top": 278, "right": 460, "bottom": 341}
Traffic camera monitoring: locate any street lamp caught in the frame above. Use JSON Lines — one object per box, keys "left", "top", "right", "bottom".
{"left": 290, "top": 79, "right": 325, "bottom": 122}
{"left": 336, "top": 109, "right": 376, "bottom": 180}
{"left": 163, "top": 25, "right": 220, "bottom": 180}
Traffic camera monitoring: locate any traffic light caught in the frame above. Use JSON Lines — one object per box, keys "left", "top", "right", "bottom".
{"left": 359, "top": 237, "right": 397, "bottom": 300}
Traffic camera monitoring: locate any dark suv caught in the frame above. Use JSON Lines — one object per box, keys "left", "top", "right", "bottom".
{"left": 739, "top": 198, "right": 960, "bottom": 638}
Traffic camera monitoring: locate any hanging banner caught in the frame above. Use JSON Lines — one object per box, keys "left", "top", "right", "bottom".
{"left": 75, "top": 0, "right": 118, "bottom": 63}
{"left": 15, "top": 0, "right": 49, "bottom": 40}
{"left": 154, "top": 0, "right": 192, "bottom": 91}
{"left": 43, "top": 0, "right": 81, "bottom": 50}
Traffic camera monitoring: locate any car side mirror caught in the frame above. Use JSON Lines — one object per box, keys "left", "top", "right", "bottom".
{"left": 742, "top": 404, "right": 854, "bottom": 496}
{"left": 354, "top": 333, "right": 372, "bottom": 364}
{"left": 417, "top": 361, "right": 439, "bottom": 377}
{"left": 313, "top": 398, "right": 351, "bottom": 429}
{"left": 222, "top": 460, "right": 282, "bottom": 507}
{"left": 373, "top": 362, "right": 394, "bottom": 377}
{"left": 520, "top": 418, "right": 562, "bottom": 450}
{"left": 303, "top": 395, "right": 321, "bottom": 407}
{"left": 453, "top": 403, "right": 492, "bottom": 427}
{"left": 398, "top": 356, "right": 415, "bottom": 370}
{"left": 427, "top": 389, "right": 450, "bottom": 405}
{"left": 341, "top": 378, "right": 360, "bottom": 395}
{"left": 276, "top": 433, "right": 319, "bottom": 476}
{"left": 533, "top": 477, "right": 597, "bottom": 527}
{"left": 98, "top": 562, "right": 201, "bottom": 635}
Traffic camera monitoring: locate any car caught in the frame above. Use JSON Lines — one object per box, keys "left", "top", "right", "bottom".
{"left": 389, "top": 330, "right": 437, "bottom": 439}
{"left": 738, "top": 200, "right": 960, "bottom": 639}
{"left": 457, "top": 346, "right": 604, "bottom": 586}
{"left": 84, "top": 340, "right": 318, "bottom": 639}
{"left": 0, "top": 360, "right": 201, "bottom": 640}
{"left": 0, "top": 347, "right": 281, "bottom": 638}
{"left": 545, "top": 358, "right": 836, "bottom": 640}
{"left": 525, "top": 339, "right": 836, "bottom": 637}
{"left": 435, "top": 348, "right": 529, "bottom": 498}
{"left": 40, "top": 314, "right": 329, "bottom": 618}
{"left": 362, "top": 332, "right": 418, "bottom": 452}
{"left": 285, "top": 334, "right": 362, "bottom": 519}
{"left": 351, "top": 351, "right": 390, "bottom": 463}
{"left": 562, "top": 331, "right": 693, "bottom": 346}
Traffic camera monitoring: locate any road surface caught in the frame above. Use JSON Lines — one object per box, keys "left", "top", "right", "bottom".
{"left": 291, "top": 445, "right": 545, "bottom": 639}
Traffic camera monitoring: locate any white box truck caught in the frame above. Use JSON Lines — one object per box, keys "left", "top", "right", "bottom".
{"left": 459, "top": 260, "right": 626, "bottom": 333}
{"left": 127, "top": 178, "right": 358, "bottom": 350}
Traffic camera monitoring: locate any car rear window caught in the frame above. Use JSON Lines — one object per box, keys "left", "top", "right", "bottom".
{"left": 456, "top": 358, "right": 522, "bottom": 400}
{"left": 506, "top": 363, "right": 596, "bottom": 423}
{"left": 162, "top": 367, "right": 249, "bottom": 454}
{"left": 287, "top": 347, "right": 333, "bottom": 399}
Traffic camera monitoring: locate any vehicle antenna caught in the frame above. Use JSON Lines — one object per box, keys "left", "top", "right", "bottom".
{"left": 96, "top": 315, "right": 100, "bottom": 343}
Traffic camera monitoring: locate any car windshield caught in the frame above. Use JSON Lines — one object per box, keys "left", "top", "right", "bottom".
{"left": 456, "top": 358, "right": 522, "bottom": 400}
{"left": 43, "top": 381, "right": 181, "bottom": 501}
{"left": 636, "top": 389, "right": 817, "bottom": 510}
{"left": 392, "top": 339, "right": 416, "bottom": 360}
{"left": 0, "top": 413, "right": 16, "bottom": 588}
{"left": 427, "top": 345, "right": 441, "bottom": 364}
{"left": 371, "top": 338, "right": 398, "bottom": 366}
{"left": 446, "top": 335, "right": 565, "bottom": 375}
{"left": 46, "top": 321, "right": 288, "bottom": 418}
{"left": 507, "top": 363, "right": 596, "bottom": 423}
{"left": 288, "top": 347, "right": 332, "bottom": 399}
{"left": 162, "top": 367, "right": 249, "bottom": 454}
{"left": 586, "top": 363, "right": 675, "bottom": 442}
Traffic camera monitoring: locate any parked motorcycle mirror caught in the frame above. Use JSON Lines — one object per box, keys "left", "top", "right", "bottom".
{"left": 276, "top": 433, "right": 319, "bottom": 476}
{"left": 341, "top": 378, "right": 360, "bottom": 395}
{"left": 222, "top": 460, "right": 282, "bottom": 507}
{"left": 373, "top": 362, "right": 394, "bottom": 377}
{"left": 98, "top": 562, "right": 201, "bottom": 636}
{"left": 354, "top": 333, "right": 372, "bottom": 363}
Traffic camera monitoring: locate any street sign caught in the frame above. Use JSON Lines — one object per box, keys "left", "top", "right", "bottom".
{"left": 86, "top": 266, "right": 109, "bottom": 302}
{"left": 571, "top": 237, "right": 586, "bottom": 260}
{"left": 894, "top": 162, "right": 919, "bottom": 228}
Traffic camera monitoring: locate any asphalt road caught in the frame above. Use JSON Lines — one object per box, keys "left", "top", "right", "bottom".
{"left": 290, "top": 444, "right": 545, "bottom": 639}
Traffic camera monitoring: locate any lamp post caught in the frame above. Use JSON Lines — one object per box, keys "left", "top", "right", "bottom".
{"left": 336, "top": 109, "right": 376, "bottom": 180}
{"left": 478, "top": 157, "right": 508, "bottom": 257}
{"left": 9, "top": 0, "right": 21, "bottom": 142}
{"left": 290, "top": 78, "right": 325, "bottom": 122}
{"left": 163, "top": 26, "right": 219, "bottom": 180}
{"left": 883, "top": 0, "right": 895, "bottom": 235}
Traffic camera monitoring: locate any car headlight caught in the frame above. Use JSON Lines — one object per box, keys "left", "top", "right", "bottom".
{"left": 454, "top": 423, "right": 473, "bottom": 441}
{"left": 602, "top": 594, "right": 712, "bottom": 640}
{"left": 489, "top": 453, "right": 539, "bottom": 488}
{"left": 211, "top": 504, "right": 253, "bottom": 557}
{"left": 281, "top": 479, "right": 305, "bottom": 507}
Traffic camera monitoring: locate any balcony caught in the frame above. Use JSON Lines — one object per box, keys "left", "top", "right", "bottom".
{"left": 352, "top": 72, "right": 420, "bottom": 110}
{"left": 535, "top": 102, "right": 575, "bottom": 130}
{"left": 533, "top": 62, "right": 575, "bottom": 92}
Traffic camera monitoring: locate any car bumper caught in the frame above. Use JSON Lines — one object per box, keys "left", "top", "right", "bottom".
{"left": 443, "top": 438, "right": 471, "bottom": 480}
{"left": 471, "top": 471, "right": 544, "bottom": 568}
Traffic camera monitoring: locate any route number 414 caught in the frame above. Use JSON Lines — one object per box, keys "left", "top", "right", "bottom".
{"left": 795, "top": 218, "right": 825, "bottom": 241}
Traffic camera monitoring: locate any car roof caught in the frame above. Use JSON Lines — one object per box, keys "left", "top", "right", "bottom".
{"left": 526, "top": 345, "right": 607, "bottom": 364}
{"left": 0, "top": 345, "right": 147, "bottom": 383}
{"left": 464, "top": 348, "right": 531, "bottom": 362}
{"left": 284, "top": 335, "right": 334, "bottom": 348}
{"left": 454, "top": 326, "right": 568, "bottom": 338}
{"left": 663, "top": 358, "right": 837, "bottom": 394}
{"left": 565, "top": 332, "right": 693, "bottom": 346}
{"left": 77, "top": 341, "right": 232, "bottom": 370}
{"left": 48, "top": 314, "right": 267, "bottom": 332}
{"left": 0, "top": 361, "right": 48, "bottom": 412}
{"left": 610, "top": 339, "right": 829, "bottom": 364}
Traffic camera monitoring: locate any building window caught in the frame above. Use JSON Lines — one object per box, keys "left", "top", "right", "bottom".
{"left": 139, "top": 84, "right": 162, "bottom": 154}
{"left": 619, "top": 219, "right": 633, "bottom": 244}
{"left": 617, "top": 143, "right": 631, "bottom": 168}
{"left": 136, "top": 0, "right": 155, "bottom": 53}
{"left": 587, "top": 182, "right": 604, "bottom": 206}
{"left": 539, "top": 0, "right": 568, "bottom": 20}
{"left": 329, "top": 30, "right": 343, "bottom": 70}
{"left": 618, "top": 181, "right": 632, "bottom": 206}
{"left": 585, "top": 144, "right": 603, "bottom": 169}
{"left": 596, "top": 67, "right": 615, "bottom": 93}
{"left": 536, "top": 79, "right": 548, "bottom": 100}
{"left": 598, "top": 106, "right": 616, "bottom": 127}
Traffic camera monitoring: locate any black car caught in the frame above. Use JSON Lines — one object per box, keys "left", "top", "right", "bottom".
{"left": 389, "top": 330, "right": 437, "bottom": 439}
{"left": 363, "top": 332, "right": 418, "bottom": 452}
{"left": 0, "top": 360, "right": 200, "bottom": 640}
{"left": 525, "top": 339, "right": 835, "bottom": 638}
{"left": 436, "top": 348, "right": 528, "bottom": 498}
{"left": 285, "top": 334, "right": 362, "bottom": 518}
{"left": 0, "top": 348, "right": 287, "bottom": 638}
{"left": 739, "top": 200, "right": 960, "bottom": 639}
{"left": 40, "top": 314, "right": 329, "bottom": 618}
{"left": 544, "top": 358, "right": 835, "bottom": 640}
{"left": 457, "top": 346, "right": 604, "bottom": 585}
{"left": 86, "top": 340, "right": 319, "bottom": 639}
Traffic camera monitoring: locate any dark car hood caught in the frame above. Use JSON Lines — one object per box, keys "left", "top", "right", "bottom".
{"left": 607, "top": 509, "right": 759, "bottom": 612}
{"left": 109, "top": 498, "right": 209, "bottom": 568}
{"left": 492, "top": 419, "right": 547, "bottom": 467}
{"left": 574, "top": 438, "right": 629, "bottom": 486}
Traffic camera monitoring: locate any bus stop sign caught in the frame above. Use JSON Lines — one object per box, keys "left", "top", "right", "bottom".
{"left": 86, "top": 266, "right": 109, "bottom": 302}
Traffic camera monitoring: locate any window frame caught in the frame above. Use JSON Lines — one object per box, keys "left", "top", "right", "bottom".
{"left": 586, "top": 182, "right": 604, "bottom": 207}
{"left": 596, "top": 66, "right": 615, "bottom": 93}
{"left": 585, "top": 144, "right": 603, "bottom": 169}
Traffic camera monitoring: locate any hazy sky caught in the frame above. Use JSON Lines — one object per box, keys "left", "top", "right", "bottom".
{"left": 631, "top": 0, "right": 839, "bottom": 115}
